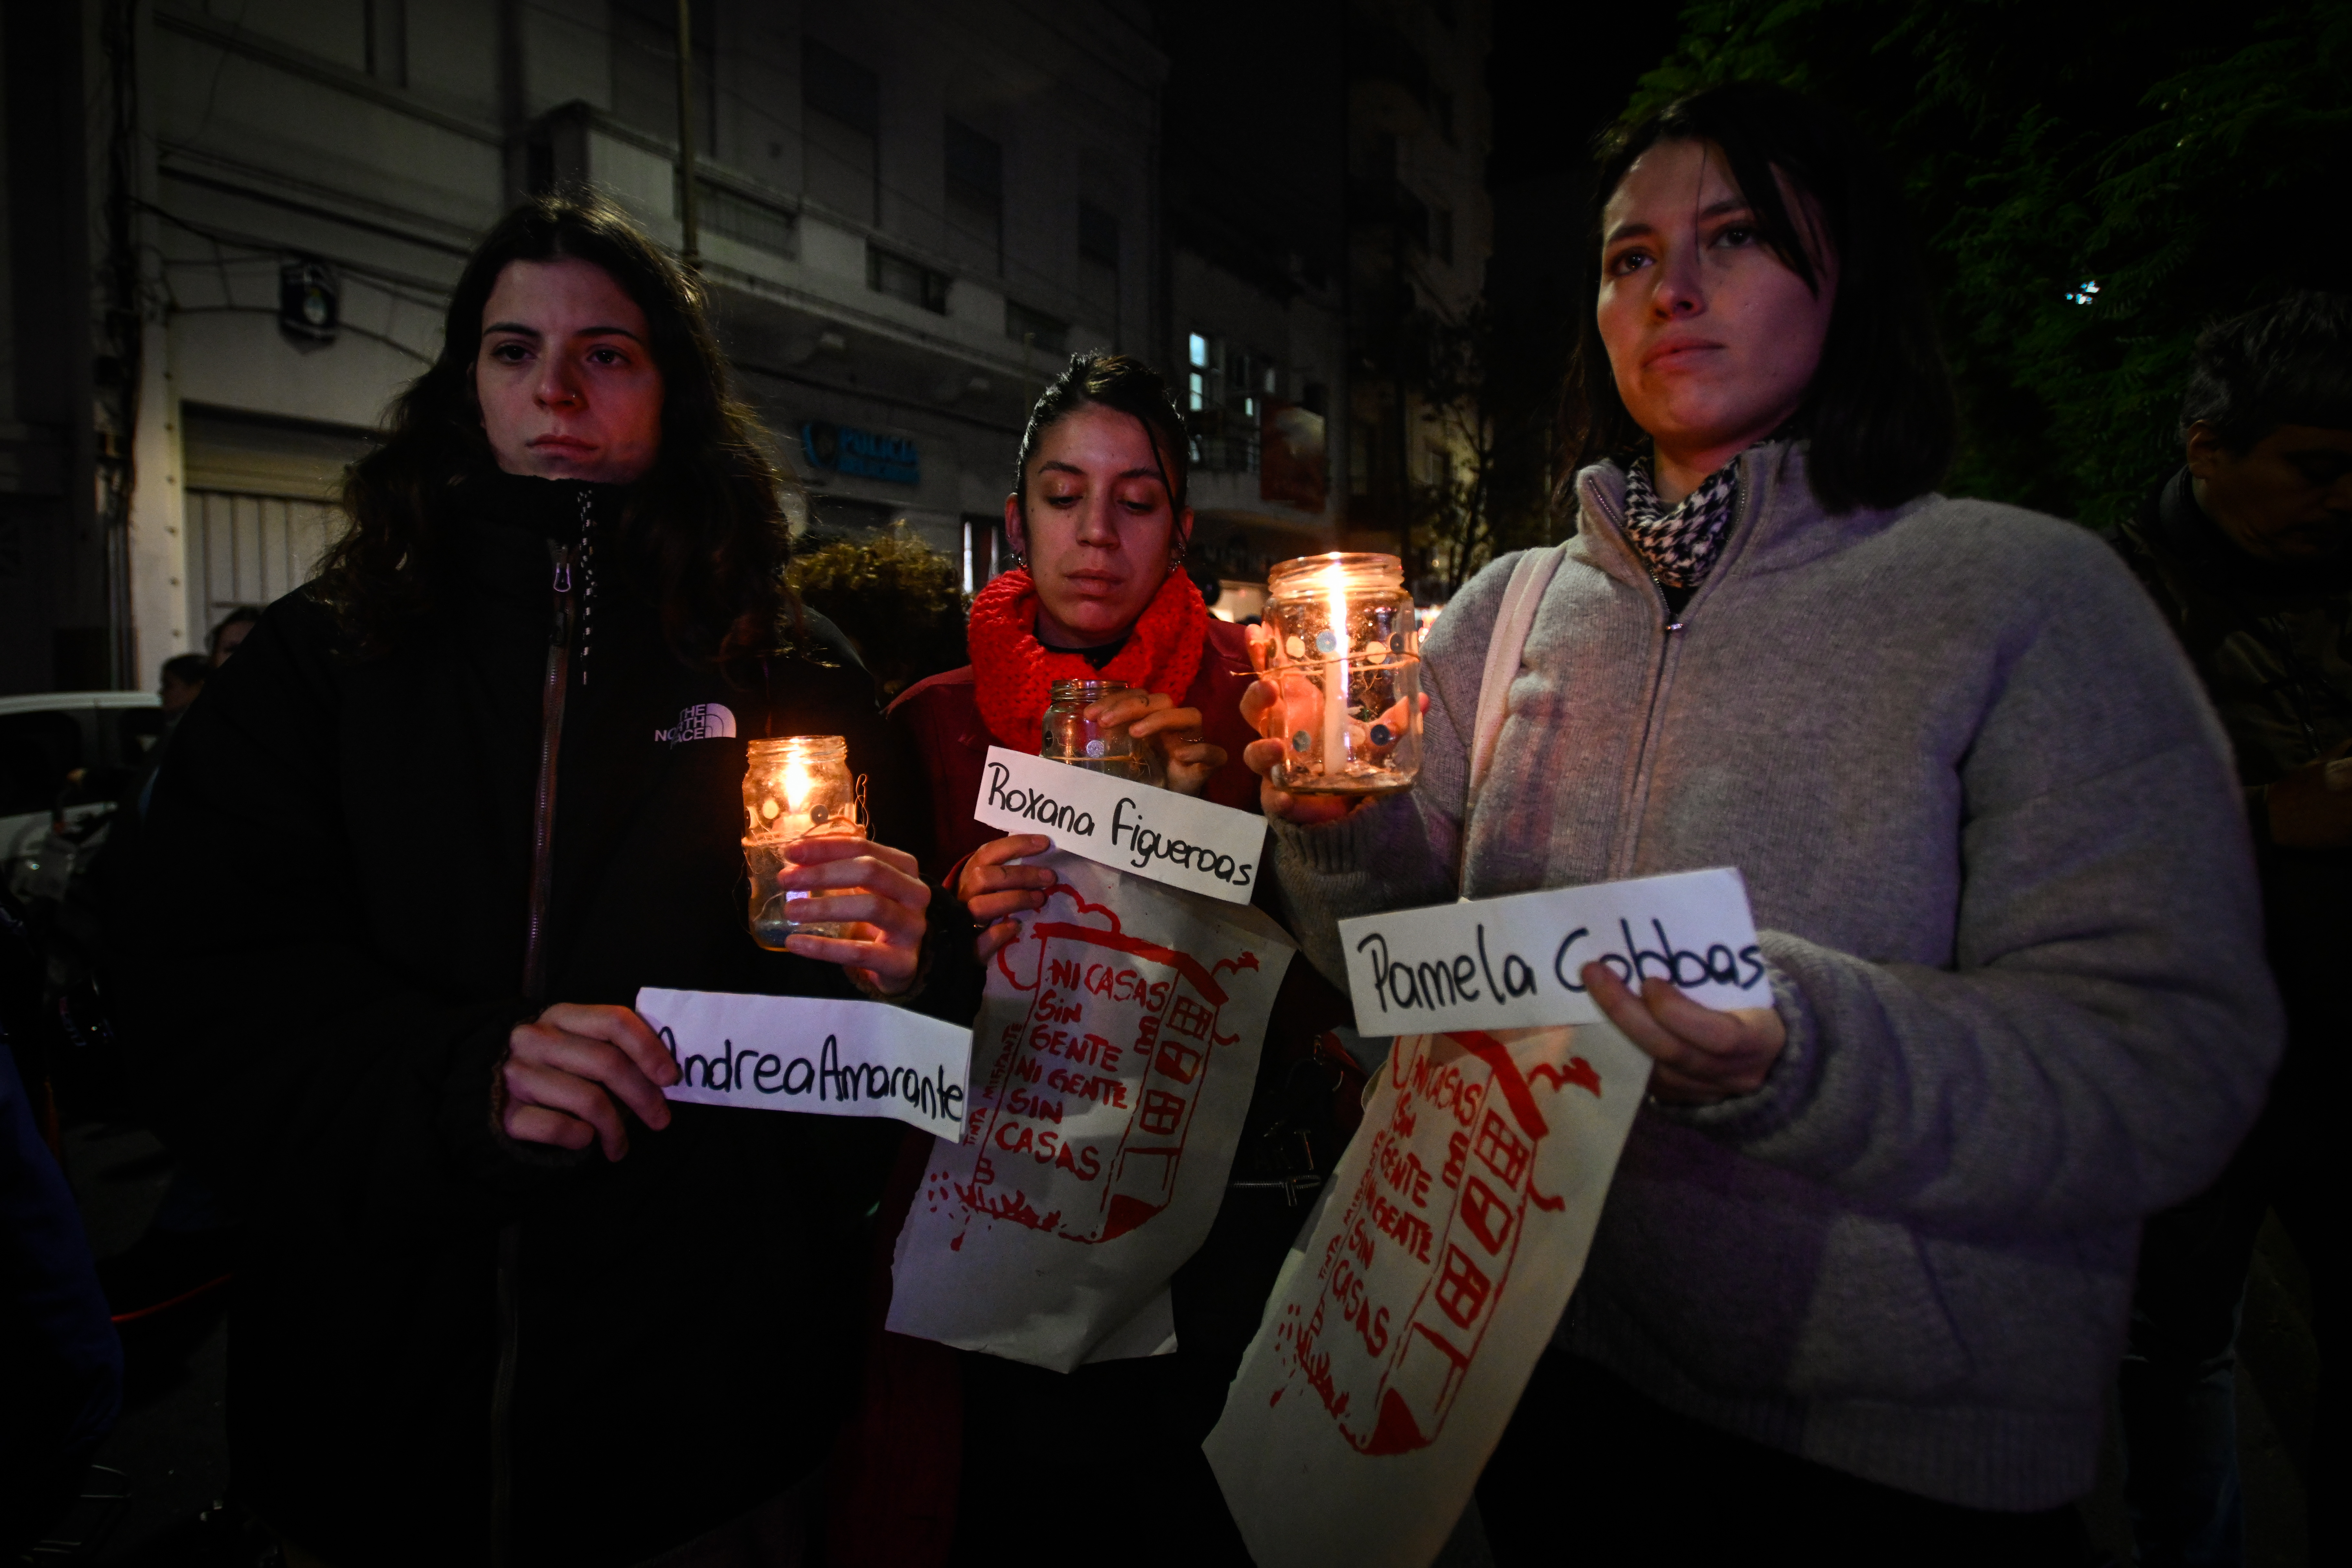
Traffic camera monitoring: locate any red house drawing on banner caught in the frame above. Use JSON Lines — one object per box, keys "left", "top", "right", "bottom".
{"left": 1276, "top": 1031, "right": 1602, "bottom": 1455}
{"left": 945, "top": 882, "right": 1258, "bottom": 1245}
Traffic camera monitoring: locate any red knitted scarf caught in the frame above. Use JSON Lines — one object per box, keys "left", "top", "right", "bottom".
{"left": 966, "top": 567, "right": 1210, "bottom": 752}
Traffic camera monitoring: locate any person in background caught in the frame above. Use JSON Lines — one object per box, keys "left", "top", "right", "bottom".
{"left": 1246, "top": 83, "right": 2280, "bottom": 1565}
{"left": 891, "top": 350, "right": 1254, "bottom": 864}
{"left": 2107, "top": 290, "right": 2349, "bottom": 1568}
{"left": 109, "top": 193, "right": 945, "bottom": 1568}
{"left": 206, "top": 607, "right": 259, "bottom": 665}
{"left": 87, "top": 643, "right": 244, "bottom": 1323}
{"left": 158, "top": 653, "right": 209, "bottom": 714}
{"left": 0, "top": 885, "right": 122, "bottom": 1555}
{"left": 832, "top": 352, "right": 1356, "bottom": 1568}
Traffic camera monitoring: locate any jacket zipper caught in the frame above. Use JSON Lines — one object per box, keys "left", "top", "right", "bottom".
{"left": 495, "top": 539, "right": 576, "bottom": 1567}
{"left": 520, "top": 544, "right": 577, "bottom": 1001}
{"left": 1586, "top": 461, "right": 1747, "bottom": 880}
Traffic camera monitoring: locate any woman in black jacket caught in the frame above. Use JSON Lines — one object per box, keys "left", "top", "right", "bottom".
{"left": 112, "top": 194, "right": 948, "bottom": 1567}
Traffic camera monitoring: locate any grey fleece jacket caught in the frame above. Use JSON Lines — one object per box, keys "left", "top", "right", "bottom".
{"left": 1268, "top": 442, "right": 2281, "bottom": 1511}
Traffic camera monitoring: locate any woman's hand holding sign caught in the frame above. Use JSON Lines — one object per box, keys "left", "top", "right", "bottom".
{"left": 1582, "top": 962, "right": 1785, "bottom": 1105}
{"left": 504, "top": 1003, "right": 678, "bottom": 1160}
{"left": 961, "top": 832, "right": 1057, "bottom": 963}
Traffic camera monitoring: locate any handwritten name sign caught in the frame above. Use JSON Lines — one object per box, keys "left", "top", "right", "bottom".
{"left": 636, "top": 988, "right": 974, "bottom": 1139}
{"left": 1335, "top": 868, "right": 1763, "bottom": 1036}
{"left": 970, "top": 744, "right": 1267, "bottom": 904}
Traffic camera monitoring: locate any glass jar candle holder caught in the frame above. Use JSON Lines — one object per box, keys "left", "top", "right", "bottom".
{"left": 742, "top": 734, "right": 863, "bottom": 949}
{"left": 1261, "top": 552, "right": 1422, "bottom": 796}
{"left": 1041, "top": 679, "right": 1162, "bottom": 786}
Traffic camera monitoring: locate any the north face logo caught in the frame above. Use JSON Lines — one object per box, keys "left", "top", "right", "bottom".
{"left": 655, "top": 703, "right": 737, "bottom": 746}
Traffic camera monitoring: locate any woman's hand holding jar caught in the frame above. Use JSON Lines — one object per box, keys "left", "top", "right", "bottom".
{"left": 768, "top": 834, "right": 933, "bottom": 993}
{"left": 1084, "top": 688, "right": 1226, "bottom": 794}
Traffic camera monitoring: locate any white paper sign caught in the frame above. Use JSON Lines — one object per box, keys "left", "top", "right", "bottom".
{"left": 637, "top": 988, "right": 974, "bottom": 1139}
{"left": 971, "top": 744, "right": 1268, "bottom": 904}
{"left": 887, "top": 853, "right": 1294, "bottom": 1371}
{"left": 1336, "top": 868, "right": 1763, "bottom": 1037}
{"left": 1204, "top": 1023, "right": 1652, "bottom": 1568}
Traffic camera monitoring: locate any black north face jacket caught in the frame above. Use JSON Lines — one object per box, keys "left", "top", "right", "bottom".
{"left": 111, "top": 474, "right": 960, "bottom": 1566}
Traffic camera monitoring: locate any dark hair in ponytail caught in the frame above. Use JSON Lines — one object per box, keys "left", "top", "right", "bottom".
{"left": 318, "top": 190, "right": 793, "bottom": 664}
{"left": 1562, "top": 82, "right": 1956, "bottom": 514}
{"left": 1013, "top": 351, "right": 1192, "bottom": 540}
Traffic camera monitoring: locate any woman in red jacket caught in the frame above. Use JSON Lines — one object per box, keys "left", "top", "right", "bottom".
{"left": 842, "top": 354, "right": 1348, "bottom": 1566}
{"left": 892, "top": 350, "right": 1258, "bottom": 925}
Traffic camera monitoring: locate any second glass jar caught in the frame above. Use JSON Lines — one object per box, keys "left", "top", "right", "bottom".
{"left": 1040, "top": 678, "right": 1163, "bottom": 786}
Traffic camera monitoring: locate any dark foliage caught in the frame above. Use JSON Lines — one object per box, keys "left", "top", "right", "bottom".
{"left": 1628, "top": 0, "right": 2352, "bottom": 525}
{"left": 785, "top": 532, "right": 969, "bottom": 701}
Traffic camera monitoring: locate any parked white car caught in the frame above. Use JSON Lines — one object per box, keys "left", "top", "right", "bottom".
{"left": 0, "top": 690, "right": 165, "bottom": 899}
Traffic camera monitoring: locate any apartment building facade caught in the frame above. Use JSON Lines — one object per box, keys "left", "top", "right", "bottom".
{"left": 3, "top": 0, "right": 1178, "bottom": 693}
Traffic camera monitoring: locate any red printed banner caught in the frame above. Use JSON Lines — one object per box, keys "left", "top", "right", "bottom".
{"left": 888, "top": 852, "right": 1293, "bottom": 1371}
{"left": 1204, "top": 1024, "right": 1650, "bottom": 1568}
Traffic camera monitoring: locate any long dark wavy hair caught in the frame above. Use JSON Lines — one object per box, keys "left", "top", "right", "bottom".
{"left": 316, "top": 191, "right": 793, "bottom": 664}
{"left": 1562, "top": 83, "right": 1956, "bottom": 515}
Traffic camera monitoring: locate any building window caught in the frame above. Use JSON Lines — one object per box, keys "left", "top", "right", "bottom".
{"left": 1007, "top": 300, "right": 1068, "bottom": 356}
{"left": 1187, "top": 332, "right": 1215, "bottom": 411}
{"left": 943, "top": 118, "right": 1003, "bottom": 274}
{"left": 681, "top": 178, "right": 800, "bottom": 258}
{"left": 1078, "top": 199, "right": 1119, "bottom": 329}
{"left": 962, "top": 513, "right": 1003, "bottom": 595}
{"left": 868, "top": 245, "right": 949, "bottom": 313}
{"left": 1184, "top": 334, "right": 1275, "bottom": 473}
{"left": 804, "top": 38, "right": 880, "bottom": 224}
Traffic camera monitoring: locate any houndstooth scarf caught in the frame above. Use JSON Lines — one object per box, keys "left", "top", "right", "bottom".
{"left": 1620, "top": 451, "right": 1744, "bottom": 589}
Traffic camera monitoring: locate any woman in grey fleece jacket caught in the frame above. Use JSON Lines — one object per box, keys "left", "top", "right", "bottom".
{"left": 1248, "top": 86, "right": 2280, "bottom": 1561}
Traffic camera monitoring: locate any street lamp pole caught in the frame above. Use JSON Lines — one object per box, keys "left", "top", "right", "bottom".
{"left": 675, "top": 0, "right": 699, "bottom": 270}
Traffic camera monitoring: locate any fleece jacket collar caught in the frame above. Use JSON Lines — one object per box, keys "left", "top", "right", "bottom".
{"left": 1574, "top": 442, "right": 1939, "bottom": 615}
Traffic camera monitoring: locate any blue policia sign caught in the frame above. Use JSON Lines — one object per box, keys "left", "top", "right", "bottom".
{"left": 801, "top": 420, "right": 920, "bottom": 485}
